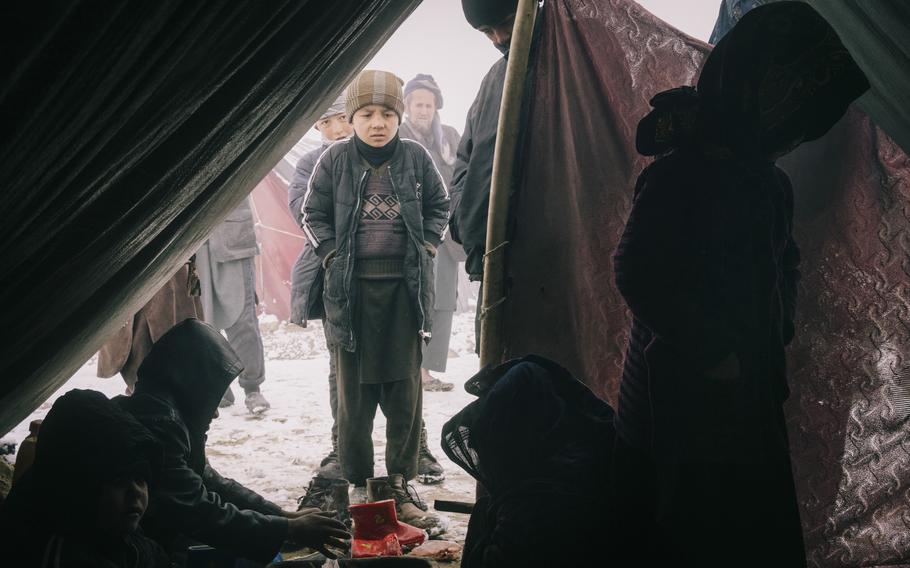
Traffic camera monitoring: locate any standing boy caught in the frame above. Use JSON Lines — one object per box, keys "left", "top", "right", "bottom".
{"left": 303, "top": 70, "right": 449, "bottom": 534}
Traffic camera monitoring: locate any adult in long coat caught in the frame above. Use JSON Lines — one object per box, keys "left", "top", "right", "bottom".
{"left": 450, "top": 0, "right": 514, "bottom": 350}
{"left": 97, "top": 260, "right": 203, "bottom": 394}
{"left": 399, "top": 74, "right": 465, "bottom": 386}
{"left": 195, "top": 196, "right": 270, "bottom": 414}
{"left": 450, "top": 0, "right": 514, "bottom": 281}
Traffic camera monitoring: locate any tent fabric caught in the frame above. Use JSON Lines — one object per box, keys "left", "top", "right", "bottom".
{"left": 250, "top": 170, "right": 305, "bottom": 323}
{"left": 502, "top": 0, "right": 910, "bottom": 565}
{"left": 805, "top": 0, "right": 910, "bottom": 158}
{"left": 0, "top": 0, "right": 421, "bottom": 436}
{"left": 250, "top": 137, "right": 321, "bottom": 323}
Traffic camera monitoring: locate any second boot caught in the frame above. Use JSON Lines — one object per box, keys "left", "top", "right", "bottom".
{"left": 417, "top": 427, "right": 445, "bottom": 484}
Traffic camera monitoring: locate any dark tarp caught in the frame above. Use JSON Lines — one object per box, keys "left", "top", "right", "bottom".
{"left": 806, "top": 0, "right": 910, "bottom": 159}
{"left": 0, "top": 0, "right": 421, "bottom": 435}
{"left": 502, "top": 0, "right": 910, "bottom": 565}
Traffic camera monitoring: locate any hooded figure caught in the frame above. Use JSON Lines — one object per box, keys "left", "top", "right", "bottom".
{"left": 115, "top": 318, "right": 290, "bottom": 563}
{"left": 0, "top": 389, "right": 168, "bottom": 568}
{"left": 611, "top": 3, "right": 868, "bottom": 565}
{"left": 442, "top": 356, "right": 614, "bottom": 568}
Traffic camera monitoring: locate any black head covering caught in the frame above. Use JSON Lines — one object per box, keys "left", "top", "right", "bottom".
{"left": 462, "top": 0, "right": 518, "bottom": 29}
{"left": 135, "top": 318, "right": 242, "bottom": 433}
{"left": 442, "top": 356, "right": 613, "bottom": 494}
{"left": 9, "top": 389, "right": 162, "bottom": 535}
{"left": 637, "top": 2, "right": 868, "bottom": 158}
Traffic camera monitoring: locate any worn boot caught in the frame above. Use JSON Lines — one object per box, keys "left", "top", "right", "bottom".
{"left": 421, "top": 368, "right": 454, "bottom": 392}
{"left": 324, "top": 478, "right": 352, "bottom": 528}
{"left": 366, "top": 474, "right": 448, "bottom": 538}
{"left": 349, "top": 485, "right": 368, "bottom": 505}
{"left": 417, "top": 427, "right": 445, "bottom": 484}
{"left": 297, "top": 475, "right": 333, "bottom": 512}
{"left": 317, "top": 438, "right": 343, "bottom": 479}
{"left": 244, "top": 389, "right": 270, "bottom": 414}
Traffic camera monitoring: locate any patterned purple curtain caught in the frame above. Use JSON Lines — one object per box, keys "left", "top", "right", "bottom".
{"left": 502, "top": 1, "right": 910, "bottom": 565}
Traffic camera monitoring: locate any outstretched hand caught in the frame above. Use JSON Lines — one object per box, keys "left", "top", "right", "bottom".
{"left": 286, "top": 510, "right": 351, "bottom": 559}
{"left": 282, "top": 507, "right": 320, "bottom": 519}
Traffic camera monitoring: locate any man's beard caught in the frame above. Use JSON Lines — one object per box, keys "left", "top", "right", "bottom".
{"left": 408, "top": 116, "right": 433, "bottom": 136}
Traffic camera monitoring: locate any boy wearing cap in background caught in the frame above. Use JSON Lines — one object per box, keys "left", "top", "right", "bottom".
{"left": 303, "top": 70, "right": 449, "bottom": 536}
{"left": 289, "top": 93, "right": 352, "bottom": 481}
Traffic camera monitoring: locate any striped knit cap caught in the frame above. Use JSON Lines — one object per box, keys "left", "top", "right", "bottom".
{"left": 318, "top": 92, "right": 347, "bottom": 121}
{"left": 346, "top": 70, "right": 405, "bottom": 123}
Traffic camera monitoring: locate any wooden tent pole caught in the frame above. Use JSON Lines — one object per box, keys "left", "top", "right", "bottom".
{"left": 479, "top": 0, "right": 539, "bottom": 367}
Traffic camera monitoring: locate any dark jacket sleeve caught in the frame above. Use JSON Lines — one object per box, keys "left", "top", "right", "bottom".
{"left": 613, "top": 162, "right": 736, "bottom": 371}
{"left": 149, "top": 419, "right": 287, "bottom": 563}
{"left": 449, "top": 103, "right": 476, "bottom": 245}
{"left": 288, "top": 151, "right": 319, "bottom": 228}
{"left": 416, "top": 145, "right": 451, "bottom": 247}
{"left": 202, "top": 464, "right": 283, "bottom": 516}
{"left": 302, "top": 147, "right": 337, "bottom": 259}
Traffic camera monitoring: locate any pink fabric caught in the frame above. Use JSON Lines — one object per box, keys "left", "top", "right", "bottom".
{"left": 250, "top": 171, "right": 304, "bottom": 322}
{"left": 502, "top": 1, "right": 910, "bottom": 565}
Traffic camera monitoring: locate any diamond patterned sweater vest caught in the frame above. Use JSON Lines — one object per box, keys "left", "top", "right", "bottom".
{"left": 355, "top": 165, "right": 408, "bottom": 259}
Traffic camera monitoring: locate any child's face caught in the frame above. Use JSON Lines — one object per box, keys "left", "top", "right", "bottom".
{"left": 97, "top": 475, "right": 149, "bottom": 536}
{"left": 315, "top": 113, "right": 352, "bottom": 142}
{"left": 352, "top": 104, "right": 400, "bottom": 148}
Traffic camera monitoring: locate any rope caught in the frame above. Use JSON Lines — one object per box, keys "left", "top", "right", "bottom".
{"left": 480, "top": 296, "right": 507, "bottom": 320}
{"left": 483, "top": 240, "right": 510, "bottom": 258}
{"left": 254, "top": 222, "right": 306, "bottom": 240}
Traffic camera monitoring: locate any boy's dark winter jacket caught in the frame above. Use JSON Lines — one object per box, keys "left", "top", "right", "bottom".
{"left": 288, "top": 141, "right": 331, "bottom": 326}
{"left": 303, "top": 138, "right": 450, "bottom": 351}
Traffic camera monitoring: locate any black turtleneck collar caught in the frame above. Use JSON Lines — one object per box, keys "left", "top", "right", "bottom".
{"left": 355, "top": 134, "right": 400, "bottom": 168}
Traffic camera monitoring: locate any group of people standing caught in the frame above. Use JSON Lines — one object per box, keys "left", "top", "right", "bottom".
{"left": 0, "top": 0, "right": 876, "bottom": 566}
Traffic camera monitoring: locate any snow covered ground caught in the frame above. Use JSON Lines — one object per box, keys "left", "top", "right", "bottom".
{"left": 5, "top": 311, "right": 481, "bottom": 549}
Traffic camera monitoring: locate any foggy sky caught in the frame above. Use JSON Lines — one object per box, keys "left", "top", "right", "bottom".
{"left": 365, "top": 0, "right": 720, "bottom": 133}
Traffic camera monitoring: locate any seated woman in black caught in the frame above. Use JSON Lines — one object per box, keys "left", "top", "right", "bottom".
{"left": 0, "top": 389, "right": 168, "bottom": 567}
